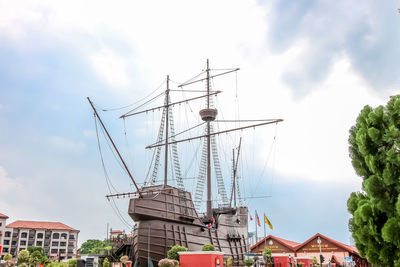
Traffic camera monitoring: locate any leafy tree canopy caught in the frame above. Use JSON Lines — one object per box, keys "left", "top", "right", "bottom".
{"left": 17, "top": 250, "right": 30, "bottom": 265}
{"left": 348, "top": 95, "right": 400, "bottom": 266}
{"left": 79, "top": 239, "right": 110, "bottom": 254}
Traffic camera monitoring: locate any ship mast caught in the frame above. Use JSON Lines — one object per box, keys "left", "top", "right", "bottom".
{"left": 206, "top": 60, "right": 212, "bottom": 220}
{"left": 164, "top": 75, "right": 170, "bottom": 187}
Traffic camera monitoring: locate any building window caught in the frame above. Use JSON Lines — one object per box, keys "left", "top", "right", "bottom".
{"left": 12, "top": 241, "right": 17, "bottom": 246}
{"left": 20, "top": 240, "right": 26, "bottom": 246}
{"left": 68, "top": 242, "right": 74, "bottom": 247}
{"left": 4, "top": 240, "right": 10, "bottom": 245}
{"left": 52, "top": 241, "right": 59, "bottom": 246}
{"left": 60, "top": 249, "right": 66, "bottom": 253}
{"left": 0, "top": 222, "right": 2, "bottom": 226}
{"left": 51, "top": 249, "right": 58, "bottom": 254}
{"left": 69, "top": 235, "right": 75, "bottom": 240}
{"left": 5, "top": 231, "right": 11, "bottom": 237}
{"left": 21, "top": 232, "right": 28, "bottom": 238}
{"left": 3, "top": 248, "right": 9, "bottom": 253}
{"left": 61, "top": 233, "right": 67, "bottom": 239}
{"left": 37, "top": 233, "right": 44, "bottom": 239}
{"left": 53, "top": 233, "right": 60, "bottom": 239}
{"left": 36, "top": 241, "right": 43, "bottom": 246}
{"left": 60, "top": 242, "right": 66, "bottom": 247}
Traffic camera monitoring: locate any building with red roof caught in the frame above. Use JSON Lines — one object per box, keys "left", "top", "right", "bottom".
{"left": 250, "top": 233, "right": 371, "bottom": 267}
{"left": 0, "top": 214, "right": 79, "bottom": 260}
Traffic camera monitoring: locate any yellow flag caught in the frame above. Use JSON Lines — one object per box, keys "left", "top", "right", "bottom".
{"left": 264, "top": 214, "right": 273, "bottom": 230}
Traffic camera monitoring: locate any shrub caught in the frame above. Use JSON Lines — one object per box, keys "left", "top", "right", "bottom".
{"left": 158, "top": 258, "right": 176, "bottom": 267}
{"left": 68, "top": 259, "right": 77, "bottom": 267}
{"left": 167, "top": 245, "right": 187, "bottom": 261}
{"left": 226, "top": 257, "right": 232, "bottom": 266}
{"left": 201, "top": 243, "right": 215, "bottom": 251}
{"left": 244, "top": 258, "right": 254, "bottom": 266}
{"left": 4, "top": 254, "right": 12, "bottom": 262}
{"left": 103, "top": 258, "right": 110, "bottom": 267}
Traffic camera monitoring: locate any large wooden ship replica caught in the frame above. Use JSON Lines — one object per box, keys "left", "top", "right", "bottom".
{"left": 88, "top": 60, "right": 283, "bottom": 266}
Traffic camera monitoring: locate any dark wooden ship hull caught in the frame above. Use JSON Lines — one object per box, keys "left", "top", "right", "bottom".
{"left": 128, "top": 185, "right": 248, "bottom": 266}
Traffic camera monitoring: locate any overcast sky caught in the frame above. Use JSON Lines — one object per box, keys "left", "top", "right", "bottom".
{"left": 1, "top": 0, "right": 399, "bottom": 247}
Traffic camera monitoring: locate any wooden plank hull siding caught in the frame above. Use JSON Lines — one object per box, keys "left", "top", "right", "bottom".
{"left": 128, "top": 185, "right": 248, "bottom": 266}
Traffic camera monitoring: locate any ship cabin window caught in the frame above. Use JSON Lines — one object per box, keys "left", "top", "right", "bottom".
{"left": 168, "top": 203, "right": 174, "bottom": 212}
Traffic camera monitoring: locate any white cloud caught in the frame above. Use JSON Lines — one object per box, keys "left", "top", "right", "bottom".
{"left": 89, "top": 48, "right": 131, "bottom": 90}
{"left": 270, "top": 56, "right": 385, "bottom": 182}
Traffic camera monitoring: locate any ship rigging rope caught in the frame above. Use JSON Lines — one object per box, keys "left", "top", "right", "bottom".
{"left": 94, "top": 115, "right": 133, "bottom": 228}
{"left": 122, "top": 91, "right": 165, "bottom": 117}
{"left": 97, "top": 79, "right": 166, "bottom": 112}
{"left": 246, "top": 123, "right": 279, "bottom": 206}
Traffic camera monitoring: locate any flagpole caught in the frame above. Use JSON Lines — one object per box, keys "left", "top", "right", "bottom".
{"left": 264, "top": 213, "right": 266, "bottom": 238}
{"left": 255, "top": 211, "right": 258, "bottom": 244}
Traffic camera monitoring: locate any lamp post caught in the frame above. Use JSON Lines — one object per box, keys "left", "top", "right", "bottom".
{"left": 317, "top": 237, "right": 322, "bottom": 266}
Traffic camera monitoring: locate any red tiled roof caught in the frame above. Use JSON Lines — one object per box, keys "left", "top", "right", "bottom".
{"left": 110, "top": 230, "right": 123, "bottom": 233}
{"left": 6, "top": 220, "right": 78, "bottom": 231}
{"left": 294, "top": 233, "right": 358, "bottom": 254}
{"left": 250, "top": 235, "right": 300, "bottom": 251}
{"left": 0, "top": 213, "right": 9, "bottom": 219}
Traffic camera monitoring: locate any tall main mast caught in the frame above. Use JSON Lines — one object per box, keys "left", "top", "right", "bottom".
{"left": 206, "top": 60, "right": 212, "bottom": 220}
{"left": 164, "top": 75, "right": 170, "bottom": 187}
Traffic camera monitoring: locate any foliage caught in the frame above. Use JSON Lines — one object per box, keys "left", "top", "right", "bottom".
{"left": 4, "top": 254, "right": 12, "bottom": 261}
{"left": 244, "top": 258, "right": 254, "bottom": 266}
{"left": 347, "top": 95, "right": 400, "bottom": 266}
{"left": 158, "top": 258, "right": 176, "bottom": 267}
{"left": 262, "top": 247, "right": 272, "bottom": 264}
{"left": 79, "top": 239, "right": 110, "bottom": 254}
{"left": 103, "top": 258, "right": 110, "bottom": 267}
{"left": 120, "top": 255, "right": 129, "bottom": 264}
{"left": 29, "top": 251, "right": 42, "bottom": 267}
{"left": 47, "top": 262, "right": 68, "bottom": 267}
{"left": 298, "top": 263, "right": 304, "bottom": 267}
{"left": 238, "top": 261, "right": 245, "bottom": 266}
{"left": 27, "top": 247, "right": 45, "bottom": 256}
{"left": 68, "top": 259, "right": 77, "bottom": 267}
{"left": 17, "top": 250, "right": 30, "bottom": 265}
{"left": 201, "top": 243, "right": 215, "bottom": 251}
{"left": 312, "top": 256, "right": 318, "bottom": 265}
{"left": 226, "top": 257, "right": 232, "bottom": 266}
{"left": 166, "top": 245, "right": 187, "bottom": 261}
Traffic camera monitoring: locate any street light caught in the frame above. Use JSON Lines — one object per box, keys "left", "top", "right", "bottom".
{"left": 317, "top": 237, "right": 322, "bottom": 265}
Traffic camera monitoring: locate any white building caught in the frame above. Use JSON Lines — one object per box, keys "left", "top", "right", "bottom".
{"left": 0, "top": 213, "right": 79, "bottom": 260}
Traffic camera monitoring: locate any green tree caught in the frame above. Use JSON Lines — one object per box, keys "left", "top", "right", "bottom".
{"left": 348, "top": 95, "right": 400, "bottom": 266}
{"left": 27, "top": 247, "right": 45, "bottom": 256}
{"left": 4, "top": 254, "right": 13, "bottom": 261}
{"left": 244, "top": 258, "right": 254, "bottom": 266}
{"left": 29, "top": 251, "right": 42, "bottom": 267}
{"left": 79, "top": 239, "right": 110, "bottom": 254}
{"left": 166, "top": 245, "right": 187, "bottom": 261}
{"left": 262, "top": 247, "right": 272, "bottom": 266}
{"left": 18, "top": 250, "right": 30, "bottom": 265}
